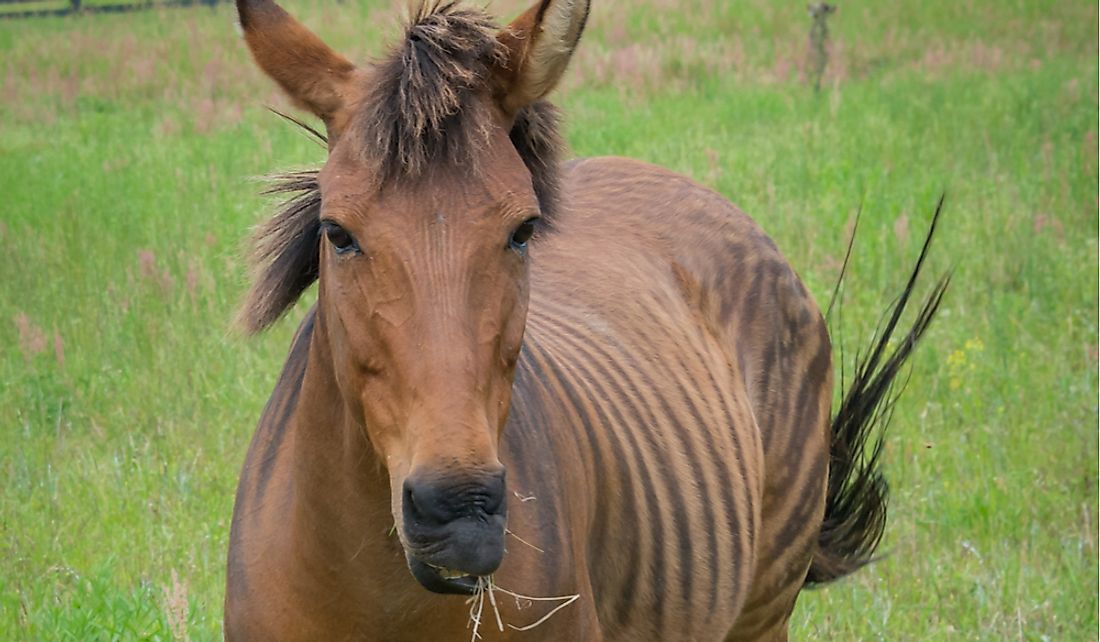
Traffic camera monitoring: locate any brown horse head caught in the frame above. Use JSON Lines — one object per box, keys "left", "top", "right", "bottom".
{"left": 235, "top": 0, "right": 588, "bottom": 594}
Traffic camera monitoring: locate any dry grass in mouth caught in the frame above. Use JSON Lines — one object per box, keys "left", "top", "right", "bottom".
{"left": 505, "top": 528, "right": 545, "bottom": 554}
{"left": 465, "top": 576, "right": 580, "bottom": 642}
{"left": 387, "top": 518, "right": 575, "bottom": 640}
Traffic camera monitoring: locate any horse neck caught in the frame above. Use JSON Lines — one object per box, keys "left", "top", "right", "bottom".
{"left": 254, "top": 314, "right": 473, "bottom": 634}
{"left": 285, "top": 311, "right": 396, "bottom": 567}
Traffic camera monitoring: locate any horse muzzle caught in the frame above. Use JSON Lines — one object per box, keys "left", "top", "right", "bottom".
{"left": 400, "top": 470, "right": 507, "bottom": 594}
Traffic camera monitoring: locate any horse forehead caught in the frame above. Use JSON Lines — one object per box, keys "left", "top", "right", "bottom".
{"left": 320, "top": 104, "right": 533, "bottom": 201}
{"left": 319, "top": 165, "right": 533, "bottom": 228}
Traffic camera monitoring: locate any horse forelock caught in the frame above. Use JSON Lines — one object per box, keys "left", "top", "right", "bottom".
{"left": 237, "top": 1, "right": 564, "bottom": 334}
{"left": 352, "top": 1, "right": 563, "bottom": 203}
{"left": 356, "top": 1, "right": 504, "bottom": 180}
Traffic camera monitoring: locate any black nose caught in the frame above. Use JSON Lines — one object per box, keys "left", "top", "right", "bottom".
{"left": 401, "top": 469, "right": 508, "bottom": 580}
{"left": 403, "top": 469, "right": 506, "bottom": 527}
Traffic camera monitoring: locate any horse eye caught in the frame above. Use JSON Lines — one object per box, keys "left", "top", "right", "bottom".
{"left": 321, "top": 221, "right": 360, "bottom": 255}
{"left": 509, "top": 218, "right": 539, "bottom": 251}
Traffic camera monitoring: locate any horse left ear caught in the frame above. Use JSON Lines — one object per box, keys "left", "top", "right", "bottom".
{"left": 494, "top": 0, "right": 590, "bottom": 117}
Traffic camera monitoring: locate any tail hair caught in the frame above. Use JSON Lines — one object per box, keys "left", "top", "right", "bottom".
{"left": 805, "top": 195, "right": 951, "bottom": 586}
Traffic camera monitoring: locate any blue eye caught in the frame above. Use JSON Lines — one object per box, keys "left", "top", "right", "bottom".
{"left": 509, "top": 218, "right": 538, "bottom": 252}
{"left": 321, "top": 220, "right": 360, "bottom": 255}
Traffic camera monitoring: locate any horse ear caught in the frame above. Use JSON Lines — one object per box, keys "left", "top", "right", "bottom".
{"left": 495, "top": 0, "right": 590, "bottom": 116}
{"left": 236, "top": 0, "right": 360, "bottom": 137}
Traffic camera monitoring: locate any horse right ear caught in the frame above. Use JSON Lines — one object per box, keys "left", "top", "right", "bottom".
{"left": 494, "top": 0, "right": 590, "bottom": 117}
{"left": 236, "top": 0, "right": 361, "bottom": 140}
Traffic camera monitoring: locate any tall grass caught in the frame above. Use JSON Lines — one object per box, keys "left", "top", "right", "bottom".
{"left": 1, "top": 0, "right": 1095, "bottom": 639}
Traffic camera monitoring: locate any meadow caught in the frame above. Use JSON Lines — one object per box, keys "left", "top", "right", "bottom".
{"left": 0, "top": 0, "right": 1096, "bottom": 639}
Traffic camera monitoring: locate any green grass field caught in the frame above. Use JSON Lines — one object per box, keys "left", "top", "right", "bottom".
{"left": 1, "top": 0, "right": 1096, "bottom": 639}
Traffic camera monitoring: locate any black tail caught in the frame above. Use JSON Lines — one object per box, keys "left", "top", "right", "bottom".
{"left": 805, "top": 196, "right": 951, "bottom": 586}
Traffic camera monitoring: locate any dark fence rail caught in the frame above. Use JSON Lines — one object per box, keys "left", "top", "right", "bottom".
{"left": 0, "top": 0, "right": 221, "bottom": 19}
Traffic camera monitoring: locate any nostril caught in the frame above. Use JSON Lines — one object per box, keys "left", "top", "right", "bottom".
{"left": 403, "top": 478, "right": 448, "bottom": 525}
{"left": 403, "top": 477, "right": 454, "bottom": 525}
{"left": 402, "top": 480, "right": 421, "bottom": 519}
{"left": 482, "top": 471, "right": 506, "bottom": 515}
